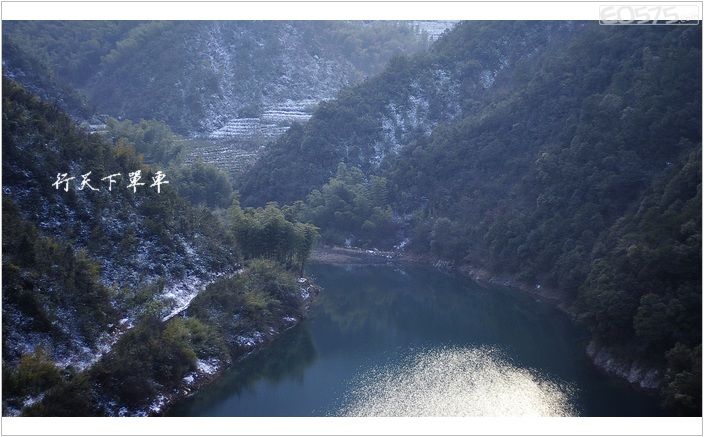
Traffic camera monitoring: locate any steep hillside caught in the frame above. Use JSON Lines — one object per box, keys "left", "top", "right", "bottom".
{"left": 2, "top": 40, "right": 92, "bottom": 119}
{"left": 388, "top": 25, "right": 700, "bottom": 287}
{"left": 3, "top": 21, "right": 429, "bottom": 135}
{"left": 2, "top": 79, "right": 320, "bottom": 416}
{"left": 2, "top": 78, "right": 238, "bottom": 370}
{"left": 580, "top": 149, "right": 701, "bottom": 414}
{"left": 239, "top": 21, "right": 579, "bottom": 204}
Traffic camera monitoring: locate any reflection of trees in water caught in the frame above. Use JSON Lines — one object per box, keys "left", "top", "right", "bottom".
{"left": 312, "top": 264, "right": 491, "bottom": 334}
{"left": 168, "top": 325, "right": 317, "bottom": 416}
{"left": 312, "top": 264, "right": 432, "bottom": 332}
{"left": 315, "top": 279, "right": 400, "bottom": 332}
{"left": 311, "top": 263, "right": 582, "bottom": 369}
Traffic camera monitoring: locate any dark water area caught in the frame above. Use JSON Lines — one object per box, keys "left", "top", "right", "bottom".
{"left": 169, "top": 263, "right": 663, "bottom": 416}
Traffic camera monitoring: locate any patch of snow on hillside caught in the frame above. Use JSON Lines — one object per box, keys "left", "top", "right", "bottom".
{"left": 372, "top": 68, "right": 461, "bottom": 165}
{"left": 480, "top": 69, "right": 496, "bottom": 89}
{"left": 196, "top": 358, "right": 220, "bottom": 375}
{"left": 159, "top": 276, "right": 208, "bottom": 321}
{"left": 413, "top": 21, "right": 459, "bottom": 40}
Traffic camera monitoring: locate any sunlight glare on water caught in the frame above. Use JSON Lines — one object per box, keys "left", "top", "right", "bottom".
{"left": 338, "top": 347, "right": 576, "bottom": 416}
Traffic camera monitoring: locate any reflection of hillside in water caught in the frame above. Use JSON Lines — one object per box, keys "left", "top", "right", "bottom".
{"left": 312, "top": 266, "right": 404, "bottom": 332}
{"left": 309, "top": 263, "right": 578, "bottom": 369}
{"left": 167, "top": 325, "right": 317, "bottom": 415}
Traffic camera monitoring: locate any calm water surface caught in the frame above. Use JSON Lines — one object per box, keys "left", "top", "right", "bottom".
{"left": 169, "top": 263, "right": 663, "bottom": 416}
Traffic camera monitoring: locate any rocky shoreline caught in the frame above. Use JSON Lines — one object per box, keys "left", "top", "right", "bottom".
{"left": 586, "top": 340, "right": 661, "bottom": 390}
{"left": 311, "top": 244, "right": 662, "bottom": 394}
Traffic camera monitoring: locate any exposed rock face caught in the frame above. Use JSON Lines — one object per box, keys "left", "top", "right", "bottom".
{"left": 586, "top": 340, "right": 661, "bottom": 390}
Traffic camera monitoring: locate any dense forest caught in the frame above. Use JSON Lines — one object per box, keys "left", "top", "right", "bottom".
{"left": 2, "top": 20, "right": 701, "bottom": 417}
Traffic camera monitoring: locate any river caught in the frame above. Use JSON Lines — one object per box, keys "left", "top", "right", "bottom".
{"left": 168, "top": 262, "right": 663, "bottom": 416}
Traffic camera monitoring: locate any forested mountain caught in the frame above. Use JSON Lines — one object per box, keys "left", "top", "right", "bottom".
{"left": 2, "top": 79, "right": 318, "bottom": 415}
{"left": 239, "top": 21, "right": 578, "bottom": 204}
{"left": 3, "top": 21, "right": 430, "bottom": 135}
{"left": 2, "top": 39, "right": 92, "bottom": 119}
{"left": 241, "top": 22, "right": 702, "bottom": 414}
{"left": 387, "top": 24, "right": 700, "bottom": 283}
{"left": 1, "top": 19, "right": 700, "bottom": 417}
{"left": 387, "top": 27, "right": 700, "bottom": 415}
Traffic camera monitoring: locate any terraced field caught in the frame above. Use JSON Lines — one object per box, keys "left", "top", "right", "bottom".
{"left": 186, "top": 98, "right": 319, "bottom": 177}
{"left": 183, "top": 138, "right": 264, "bottom": 179}
{"left": 208, "top": 98, "right": 317, "bottom": 141}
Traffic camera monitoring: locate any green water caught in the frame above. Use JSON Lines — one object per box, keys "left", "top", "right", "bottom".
{"left": 168, "top": 263, "right": 663, "bottom": 416}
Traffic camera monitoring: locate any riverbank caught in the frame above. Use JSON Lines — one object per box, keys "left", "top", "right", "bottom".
{"left": 311, "top": 244, "right": 662, "bottom": 393}
{"left": 18, "top": 264, "right": 322, "bottom": 417}
{"left": 153, "top": 277, "right": 322, "bottom": 417}
{"left": 310, "top": 245, "right": 398, "bottom": 264}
